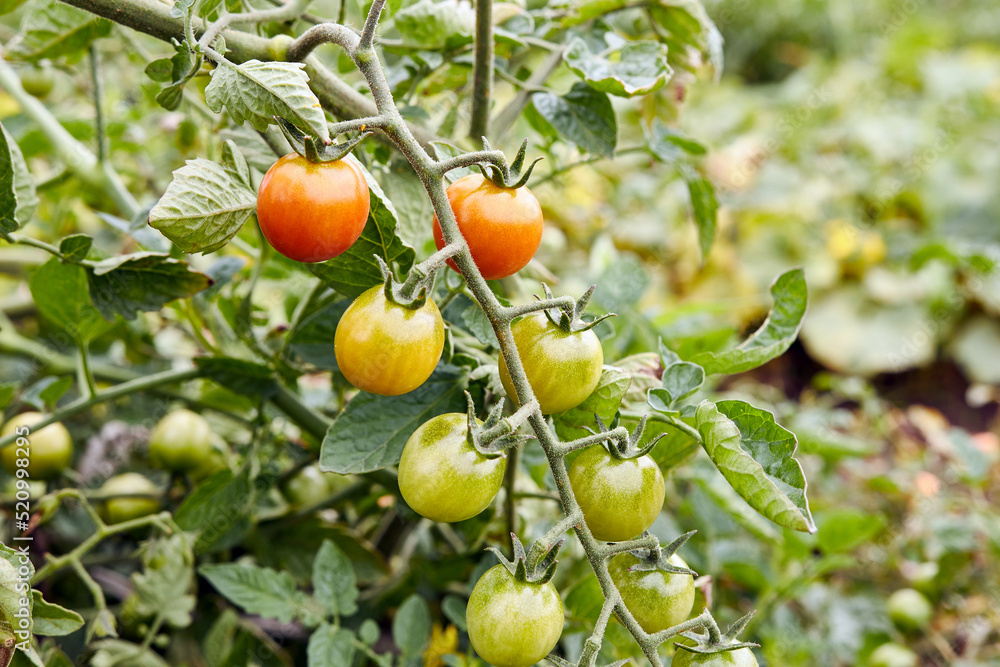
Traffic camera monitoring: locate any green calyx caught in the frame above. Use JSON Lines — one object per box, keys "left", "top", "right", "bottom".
{"left": 375, "top": 256, "right": 430, "bottom": 311}
{"left": 487, "top": 533, "right": 564, "bottom": 585}
{"left": 676, "top": 610, "right": 759, "bottom": 655}
{"left": 623, "top": 530, "right": 699, "bottom": 576}
{"left": 476, "top": 138, "right": 543, "bottom": 189}
{"left": 540, "top": 284, "right": 616, "bottom": 334}
{"left": 588, "top": 414, "right": 664, "bottom": 460}
{"left": 464, "top": 392, "right": 534, "bottom": 457}
{"left": 278, "top": 117, "right": 372, "bottom": 163}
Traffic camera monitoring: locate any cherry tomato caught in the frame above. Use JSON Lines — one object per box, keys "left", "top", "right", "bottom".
{"left": 568, "top": 444, "right": 664, "bottom": 542}
{"left": 100, "top": 473, "right": 160, "bottom": 524}
{"left": 466, "top": 564, "right": 564, "bottom": 667}
{"left": 283, "top": 464, "right": 336, "bottom": 507}
{"left": 869, "top": 643, "right": 918, "bottom": 667}
{"left": 398, "top": 413, "right": 505, "bottom": 522}
{"left": 498, "top": 313, "right": 603, "bottom": 414}
{"left": 432, "top": 173, "right": 543, "bottom": 280}
{"left": 609, "top": 553, "right": 695, "bottom": 634}
{"left": 148, "top": 409, "right": 214, "bottom": 472}
{"left": 672, "top": 648, "right": 759, "bottom": 667}
{"left": 334, "top": 285, "right": 444, "bottom": 396}
{"left": 887, "top": 588, "right": 933, "bottom": 632}
{"left": 19, "top": 64, "right": 55, "bottom": 98}
{"left": 256, "top": 153, "right": 369, "bottom": 263}
{"left": 0, "top": 412, "right": 73, "bottom": 480}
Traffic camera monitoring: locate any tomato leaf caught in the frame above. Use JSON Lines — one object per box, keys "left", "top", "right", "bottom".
{"left": 695, "top": 399, "right": 816, "bottom": 533}
{"left": 392, "top": 595, "right": 431, "bottom": 657}
{"left": 58, "top": 233, "right": 92, "bottom": 262}
{"left": 319, "top": 365, "right": 467, "bottom": 474}
{"left": 649, "top": 0, "right": 724, "bottom": 80}
{"left": 175, "top": 470, "right": 254, "bottom": 553}
{"left": 390, "top": 0, "right": 474, "bottom": 50}
{"left": 86, "top": 252, "right": 212, "bottom": 321}
{"left": 29, "top": 258, "right": 109, "bottom": 342}
{"left": 29, "top": 590, "right": 83, "bottom": 637}
{"left": 0, "top": 123, "right": 38, "bottom": 234}
{"left": 531, "top": 83, "right": 618, "bottom": 157}
{"left": 312, "top": 540, "right": 358, "bottom": 617}
{"left": 199, "top": 563, "right": 299, "bottom": 624}
{"left": 308, "top": 624, "right": 356, "bottom": 667}
{"left": 690, "top": 268, "right": 807, "bottom": 375}
{"left": 11, "top": 0, "right": 112, "bottom": 62}
{"left": 131, "top": 534, "right": 197, "bottom": 629}
{"left": 193, "top": 357, "right": 277, "bottom": 398}
{"left": 684, "top": 168, "right": 718, "bottom": 261}
{"left": 553, "top": 366, "right": 632, "bottom": 441}
{"left": 205, "top": 59, "right": 330, "bottom": 142}
{"left": 307, "top": 158, "right": 416, "bottom": 300}
{"left": 147, "top": 155, "right": 257, "bottom": 254}
{"left": 564, "top": 39, "right": 673, "bottom": 98}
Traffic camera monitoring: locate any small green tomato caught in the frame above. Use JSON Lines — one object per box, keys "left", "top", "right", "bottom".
{"left": 887, "top": 588, "right": 933, "bottom": 632}
{"left": 869, "top": 642, "right": 919, "bottom": 667}
{"left": 609, "top": 553, "right": 695, "bottom": 634}
{"left": 0, "top": 412, "right": 73, "bottom": 480}
{"left": 100, "top": 473, "right": 160, "bottom": 524}
{"left": 398, "top": 413, "right": 505, "bottom": 522}
{"left": 466, "top": 564, "right": 564, "bottom": 667}
{"left": 148, "top": 409, "right": 214, "bottom": 472}
{"left": 672, "top": 647, "right": 759, "bottom": 667}
{"left": 568, "top": 444, "right": 665, "bottom": 542}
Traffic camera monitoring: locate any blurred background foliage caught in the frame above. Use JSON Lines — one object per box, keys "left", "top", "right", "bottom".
{"left": 1, "top": 0, "right": 999, "bottom": 665}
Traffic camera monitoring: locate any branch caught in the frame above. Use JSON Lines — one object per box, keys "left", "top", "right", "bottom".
{"left": 469, "top": 0, "right": 493, "bottom": 139}
{"left": 286, "top": 22, "right": 361, "bottom": 59}
{"left": 358, "top": 0, "right": 386, "bottom": 50}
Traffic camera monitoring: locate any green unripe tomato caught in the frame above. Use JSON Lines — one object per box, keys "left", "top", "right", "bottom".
{"left": 284, "top": 464, "right": 333, "bottom": 508}
{"left": 398, "top": 413, "right": 505, "bottom": 522}
{"left": 1, "top": 412, "right": 73, "bottom": 480}
{"left": 869, "top": 642, "right": 918, "bottom": 667}
{"left": 498, "top": 313, "right": 604, "bottom": 414}
{"left": 100, "top": 473, "right": 160, "bottom": 524}
{"left": 19, "top": 64, "right": 55, "bottom": 97}
{"left": 568, "top": 445, "right": 664, "bottom": 542}
{"left": 2, "top": 477, "right": 47, "bottom": 499}
{"left": 609, "top": 553, "right": 695, "bottom": 634}
{"left": 148, "top": 409, "right": 214, "bottom": 472}
{"left": 466, "top": 564, "right": 564, "bottom": 667}
{"left": 672, "top": 647, "right": 759, "bottom": 667}
{"left": 887, "top": 588, "right": 933, "bottom": 632}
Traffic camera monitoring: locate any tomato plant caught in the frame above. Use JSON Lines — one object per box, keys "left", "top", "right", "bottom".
{"left": 256, "top": 154, "right": 369, "bottom": 263}
{"left": 0, "top": 412, "right": 73, "bottom": 480}
{"left": 398, "top": 412, "right": 505, "bottom": 522}
{"left": 609, "top": 552, "right": 695, "bottom": 634}
{"left": 432, "top": 173, "right": 543, "bottom": 280}
{"left": 498, "top": 312, "right": 604, "bottom": 414}
{"left": 568, "top": 442, "right": 665, "bottom": 542}
{"left": 99, "top": 473, "right": 160, "bottom": 524}
{"left": 466, "top": 563, "right": 564, "bottom": 667}
{"left": 148, "top": 409, "right": 214, "bottom": 472}
{"left": 671, "top": 647, "right": 760, "bottom": 667}
{"left": 334, "top": 285, "right": 445, "bottom": 396}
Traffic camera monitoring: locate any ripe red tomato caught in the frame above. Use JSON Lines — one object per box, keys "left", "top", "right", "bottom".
{"left": 608, "top": 552, "right": 695, "bottom": 634}
{"left": 498, "top": 313, "right": 603, "bottom": 414}
{"left": 432, "top": 173, "right": 543, "bottom": 280}
{"left": 398, "top": 413, "right": 505, "bottom": 522}
{"left": 334, "top": 286, "right": 445, "bottom": 396}
{"left": 256, "top": 153, "right": 369, "bottom": 263}
{"left": 568, "top": 444, "right": 664, "bottom": 542}
{"left": 466, "top": 564, "right": 564, "bottom": 667}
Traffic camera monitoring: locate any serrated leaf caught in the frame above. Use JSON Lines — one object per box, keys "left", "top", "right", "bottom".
{"left": 564, "top": 39, "right": 673, "bottom": 97}
{"left": 312, "top": 540, "right": 358, "bottom": 617}
{"left": 86, "top": 252, "right": 212, "bottom": 321}
{"left": 393, "top": 595, "right": 431, "bottom": 657}
{"left": 695, "top": 399, "right": 815, "bottom": 533}
{"left": 307, "top": 158, "right": 414, "bottom": 299}
{"left": 308, "top": 624, "right": 355, "bottom": 667}
{"left": 205, "top": 59, "right": 329, "bottom": 142}
{"left": 659, "top": 360, "right": 705, "bottom": 406}
{"left": 391, "top": 0, "right": 474, "bottom": 49}
{"left": 131, "top": 534, "right": 196, "bottom": 629}
{"left": 320, "top": 365, "right": 467, "bottom": 474}
{"left": 148, "top": 157, "right": 257, "bottom": 254}
{"left": 58, "top": 233, "right": 92, "bottom": 262}
{"left": 193, "top": 357, "right": 277, "bottom": 398}
{"left": 175, "top": 470, "right": 253, "bottom": 553}
{"left": 12, "top": 0, "right": 112, "bottom": 62}
{"left": 691, "top": 268, "right": 807, "bottom": 375}
{"left": 220, "top": 140, "right": 252, "bottom": 190}
{"left": 199, "top": 563, "right": 299, "bottom": 624}
{"left": 531, "top": 82, "right": 617, "bottom": 157}
{"left": 90, "top": 640, "right": 169, "bottom": 667}
{"left": 649, "top": 0, "right": 724, "bottom": 80}
{"left": 1, "top": 123, "right": 38, "bottom": 233}
{"left": 29, "top": 258, "right": 109, "bottom": 341}
{"left": 30, "top": 590, "right": 83, "bottom": 636}
{"left": 553, "top": 366, "right": 631, "bottom": 440}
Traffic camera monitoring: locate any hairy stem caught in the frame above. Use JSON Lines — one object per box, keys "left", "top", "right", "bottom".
{"left": 469, "top": 0, "right": 493, "bottom": 139}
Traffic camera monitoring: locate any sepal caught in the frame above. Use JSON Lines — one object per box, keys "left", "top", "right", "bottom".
{"left": 278, "top": 117, "right": 372, "bottom": 163}
{"left": 622, "top": 530, "right": 698, "bottom": 576}
{"left": 486, "top": 533, "right": 564, "bottom": 585}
